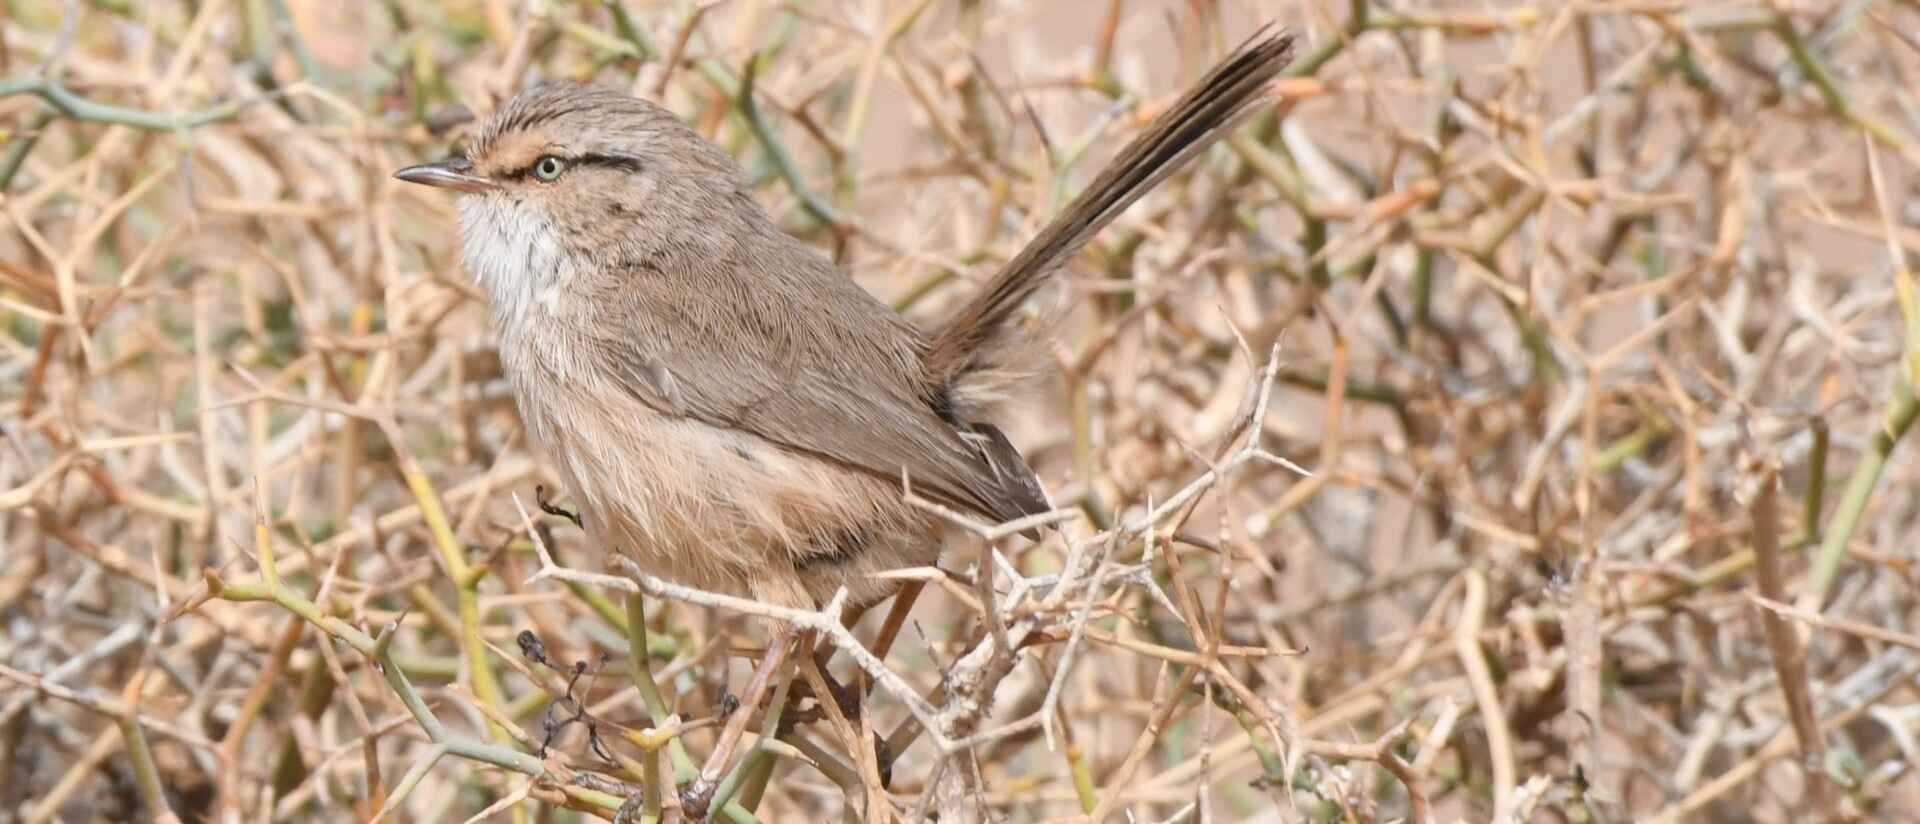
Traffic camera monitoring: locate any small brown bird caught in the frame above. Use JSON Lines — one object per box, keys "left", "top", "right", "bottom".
{"left": 397, "top": 30, "right": 1294, "bottom": 612}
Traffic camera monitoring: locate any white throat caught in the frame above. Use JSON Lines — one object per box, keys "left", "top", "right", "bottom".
{"left": 456, "top": 197, "right": 579, "bottom": 338}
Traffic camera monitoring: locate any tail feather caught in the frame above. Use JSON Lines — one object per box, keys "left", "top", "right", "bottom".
{"left": 922, "top": 27, "right": 1296, "bottom": 387}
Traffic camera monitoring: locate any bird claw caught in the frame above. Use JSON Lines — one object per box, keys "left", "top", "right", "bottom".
{"left": 535, "top": 484, "right": 583, "bottom": 528}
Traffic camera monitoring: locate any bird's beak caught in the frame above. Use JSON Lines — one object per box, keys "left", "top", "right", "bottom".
{"left": 393, "top": 159, "right": 498, "bottom": 194}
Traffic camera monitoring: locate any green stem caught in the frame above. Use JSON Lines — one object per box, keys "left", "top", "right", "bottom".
{"left": 737, "top": 755, "right": 777, "bottom": 812}
{"left": 119, "top": 703, "right": 177, "bottom": 820}
{"left": 722, "top": 53, "right": 841, "bottom": 229}
{"left": 708, "top": 671, "right": 795, "bottom": 814}
{"left": 403, "top": 469, "right": 513, "bottom": 749}
{"left": 0, "top": 75, "right": 266, "bottom": 130}
{"left": 625, "top": 595, "right": 700, "bottom": 782}
{"left": 1588, "top": 418, "right": 1668, "bottom": 473}
{"left": 1800, "top": 418, "right": 1829, "bottom": 545}
{"left": 0, "top": 109, "right": 54, "bottom": 191}
{"left": 1805, "top": 373, "right": 1918, "bottom": 605}
{"left": 605, "top": 0, "right": 658, "bottom": 62}
{"left": 1769, "top": 12, "right": 1916, "bottom": 155}
{"left": 1066, "top": 740, "right": 1097, "bottom": 812}
{"left": 215, "top": 578, "right": 549, "bottom": 777}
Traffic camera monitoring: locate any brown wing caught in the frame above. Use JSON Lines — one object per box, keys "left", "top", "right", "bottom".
{"left": 585, "top": 228, "right": 1049, "bottom": 527}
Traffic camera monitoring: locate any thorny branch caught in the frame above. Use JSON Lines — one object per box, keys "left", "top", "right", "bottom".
{"left": 11, "top": 2, "right": 1920, "bottom": 822}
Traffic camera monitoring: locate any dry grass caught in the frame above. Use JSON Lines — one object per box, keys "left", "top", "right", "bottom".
{"left": 6, "top": 0, "right": 1920, "bottom": 821}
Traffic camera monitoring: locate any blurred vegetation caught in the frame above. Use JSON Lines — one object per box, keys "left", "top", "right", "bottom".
{"left": 4, "top": 1, "right": 1920, "bottom": 822}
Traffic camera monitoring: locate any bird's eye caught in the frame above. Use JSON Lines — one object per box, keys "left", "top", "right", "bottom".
{"left": 532, "top": 155, "right": 567, "bottom": 182}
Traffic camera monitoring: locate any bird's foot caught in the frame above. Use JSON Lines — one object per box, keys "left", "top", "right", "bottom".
{"left": 535, "top": 483, "right": 583, "bottom": 528}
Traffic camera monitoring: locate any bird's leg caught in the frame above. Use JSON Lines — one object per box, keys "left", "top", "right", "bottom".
{"left": 868, "top": 580, "right": 932, "bottom": 785}
{"left": 684, "top": 624, "right": 794, "bottom": 815}
{"left": 803, "top": 590, "right": 879, "bottom": 704}
{"left": 801, "top": 580, "right": 925, "bottom": 728}
{"left": 794, "top": 581, "right": 926, "bottom": 790}
{"left": 868, "top": 580, "right": 926, "bottom": 663}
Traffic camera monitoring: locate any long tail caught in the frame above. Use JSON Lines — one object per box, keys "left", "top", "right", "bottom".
{"left": 921, "top": 27, "right": 1295, "bottom": 386}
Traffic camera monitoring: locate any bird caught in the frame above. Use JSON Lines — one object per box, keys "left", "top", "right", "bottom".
{"left": 394, "top": 28, "right": 1295, "bottom": 615}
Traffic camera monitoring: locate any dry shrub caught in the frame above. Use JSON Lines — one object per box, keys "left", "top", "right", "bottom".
{"left": 4, "top": 1, "right": 1920, "bottom": 822}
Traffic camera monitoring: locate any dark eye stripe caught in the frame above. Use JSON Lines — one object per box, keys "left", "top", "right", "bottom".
{"left": 501, "top": 153, "right": 642, "bottom": 181}
{"left": 578, "top": 153, "right": 643, "bottom": 172}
